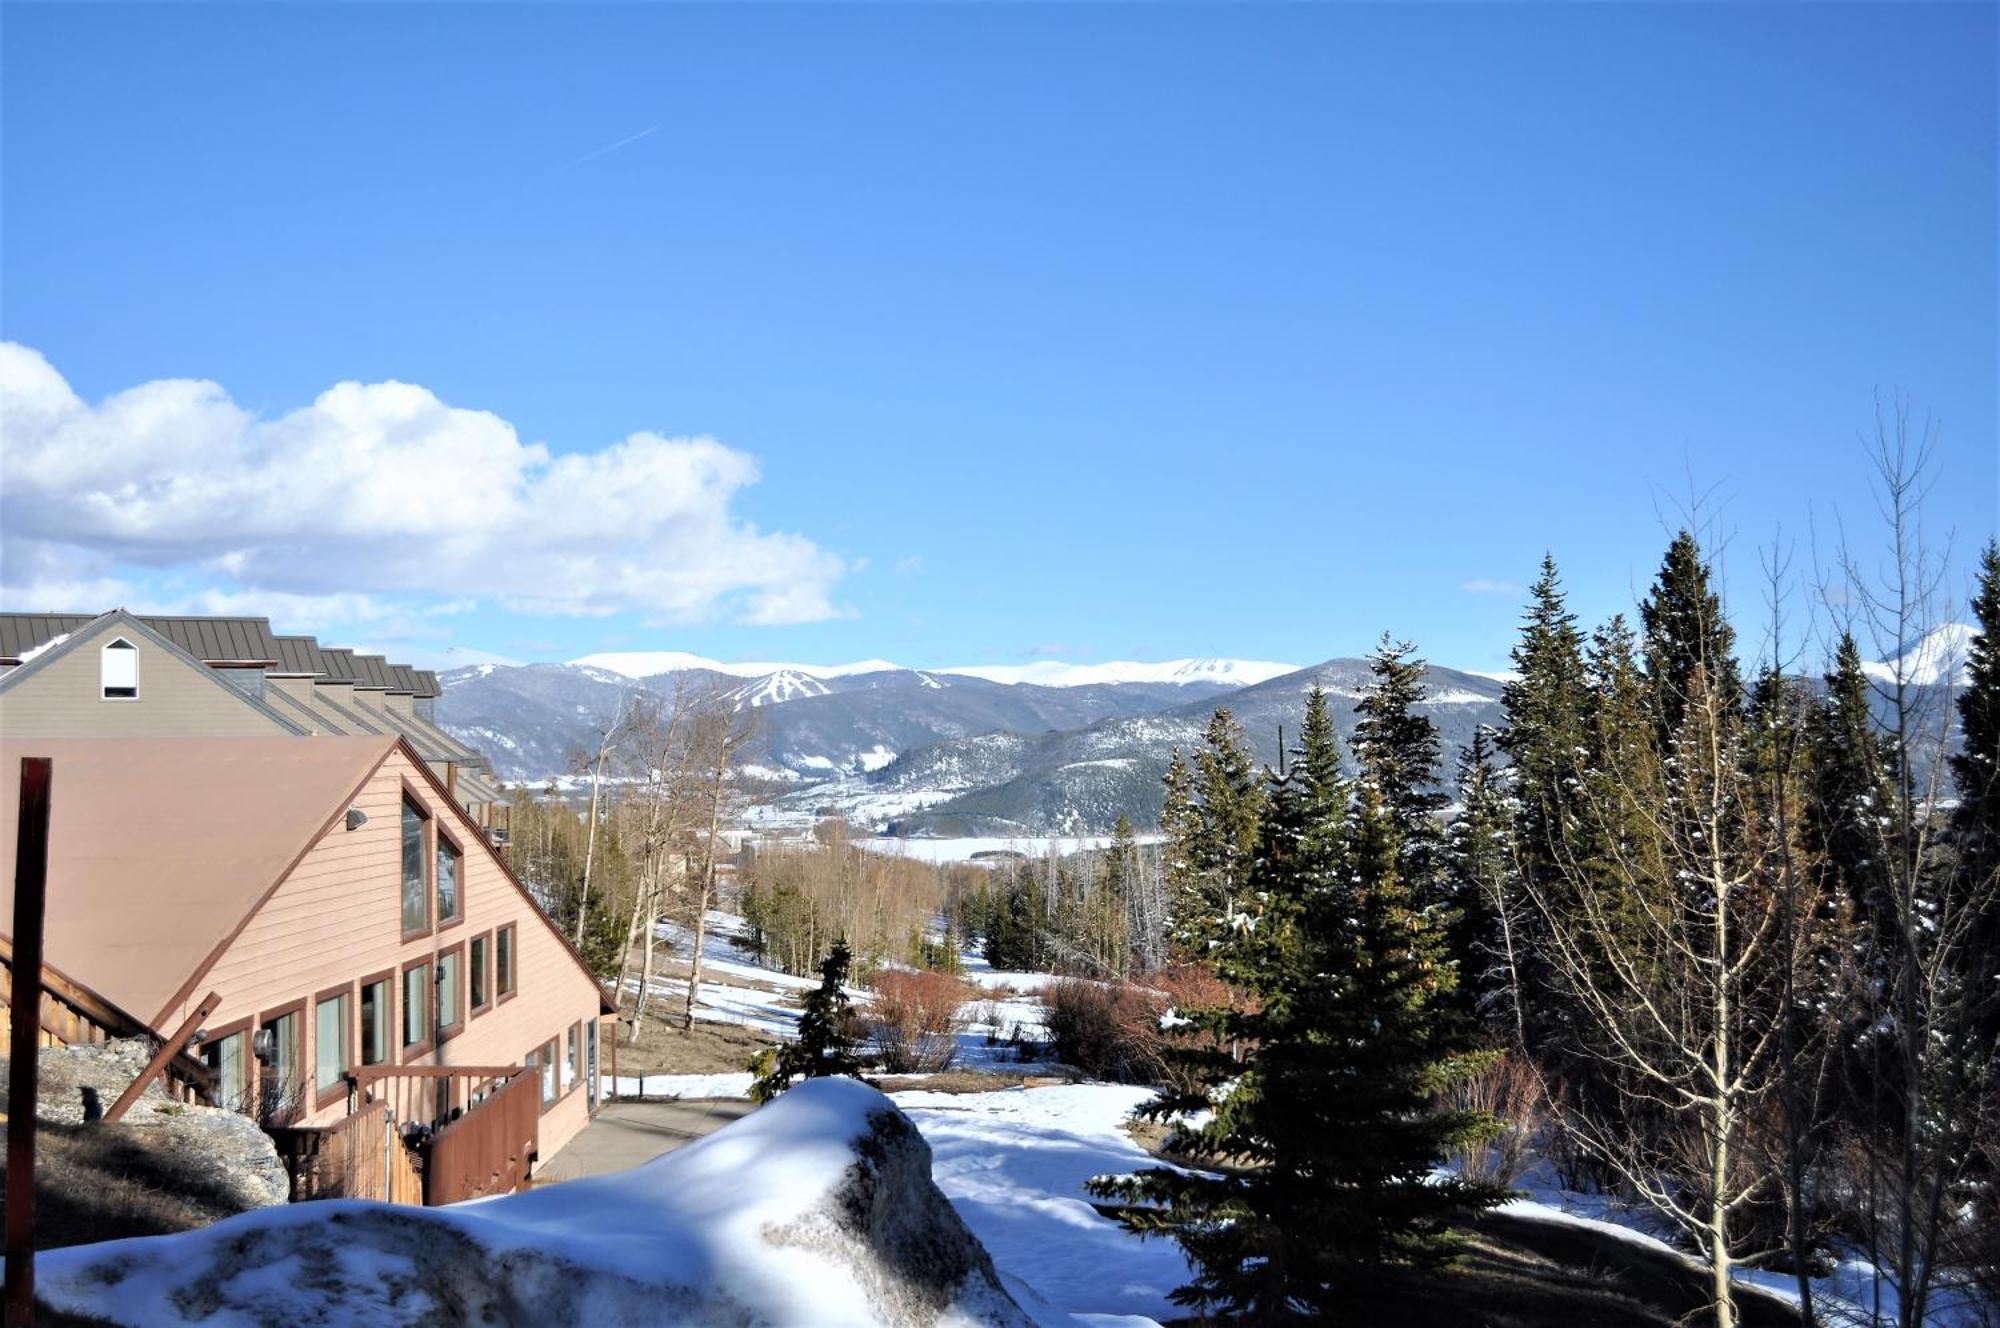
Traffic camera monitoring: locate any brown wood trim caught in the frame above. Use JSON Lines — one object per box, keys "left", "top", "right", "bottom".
{"left": 256, "top": 997, "right": 308, "bottom": 1126}
{"left": 398, "top": 784, "right": 435, "bottom": 942}
{"left": 397, "top": 959, "right": 434, "bottom": 1059}
{"left": 311, "top": 982, "right": 356, "bottom": 1110}
{"left": 147, "top": 736, "right": 401, "bottom": 1030}
{"left": 435, "top": 940, "right": 467, "bottom": 1044}
{"left": 355, "top": 967, "right": 397, "bottom": 1069}
{"left": 468, "top": 929, "right": 494, "bottom": 1017}
{"left": 434, "top": 824, "right": 466, "bottom": 932}
{"left": 198, "top": 1014, "right": 253, "bottom": 1112}
{"left": 494, "top": 923, "right": 519, "bottom": 1006}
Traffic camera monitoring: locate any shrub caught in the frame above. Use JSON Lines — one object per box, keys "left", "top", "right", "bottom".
{"left": 864, "top": 969, "right": 974, "bottom": 1073}
{"left": 1438, "top": 1052, "right": 1548, "bottom": 1187}
{"left": 1041, "top": 967, "right": 1242, "bottom": 1086}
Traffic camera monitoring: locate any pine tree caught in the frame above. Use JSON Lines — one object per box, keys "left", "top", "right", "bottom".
{"left": 1806, "top": 633, "right": 1894, "bottom": 956}
{"left": 1093, "top": 693, "right": 1502, "bottom": 1324}
{"left": 1169, "top": 710, "right": 1266, "bottom": 956}
{"left": 1500, "top": 556, "right": 1593, "bottom": 860}
{"left": 1639, "top": 530, "right": 1743, "bottom": 736}
{"left": 1443, "top": 725, "right": 1513, "bottom": 1027}
{"left": 1948, "top": 540, "right": 2000, "bottom": 1049}
{"left": 749, "top": 939, "right": 860, "bottom": 1101}
{"left": 1352, "top": 635, "right": 1449, "bottom": 909}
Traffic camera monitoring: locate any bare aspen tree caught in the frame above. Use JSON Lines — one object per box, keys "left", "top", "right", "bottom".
{"left": 1828, "top": 398, "right": 2000, "bottom": 1328}
{"left": 572, "top": 688, "right": 636, "bottom": 946}
{"left": 681, "top": 693, "right": 759, "bottom": 1032}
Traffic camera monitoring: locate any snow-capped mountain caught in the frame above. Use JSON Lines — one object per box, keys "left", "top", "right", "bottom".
{"left": 1860, "top": 623, "right": 1977, "bottom": 688}
{"left": 941, "top": 658, "right": 1300, "bottom": 688}
{"left": 571, "top": 651, "right": 902, "bottom": 681}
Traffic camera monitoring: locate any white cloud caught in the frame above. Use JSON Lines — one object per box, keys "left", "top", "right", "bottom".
{"left": 1460, "top": 578, "right": 1525, "bottom": 596}
{"left": 0, "top": 343, "right": 849, "bottom": 626}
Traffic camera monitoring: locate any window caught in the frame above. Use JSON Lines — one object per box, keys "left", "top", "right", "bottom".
{"left": 258, "top": 1007, "right": 303, "bottom": 1123}
{"left": 586, "top": 1020, "right": 600, "bottom": 1110}
{"left": 359, "top": 976, "right": 392, "bottom": 1067}
{"left": 562, "top": 1023, "right": 579, "bottom": 1095}
{"left": 539, "top": 1039, "right": 558, "bottom": 1108}
{"left": 315, "top": 990, "right": 351, "bottom": 1096}
{"left": 401, "top": 798, "right": 430, "bottom": 935}
{"left": 100, "top": 638, "right": 139, "bottom": 699}
{"left": 204, "top": 1025, "right": 251, "bottom": 1114}
{"left": 437, "top": 949, "right": 462, "bottom": 1036}
{"left": 402, "top": 963, "right": 431, "bottom": 1050}
{"left": 470, "top": 934, "right": 490, "bottom": 1012}
{"left": 495, "top": 924, "right": 516, "bottom": 1000}
{"left": 436, "top": 834, "right": 462, "bottom": 926}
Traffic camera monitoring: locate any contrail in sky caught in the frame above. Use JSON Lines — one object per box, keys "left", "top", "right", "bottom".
{"left": 570, "top": 125, "right": 659, "bottom": 168}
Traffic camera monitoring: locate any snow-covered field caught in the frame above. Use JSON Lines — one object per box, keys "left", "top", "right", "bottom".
{"left": 893, "top": 1083, "right": 1196, "bottom": 1326}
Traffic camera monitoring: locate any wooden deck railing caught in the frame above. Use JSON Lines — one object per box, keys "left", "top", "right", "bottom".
{"left": 0, "top": 938, "right": 214, "bottom": 1105}
{"left": 349, "top": 1064, "right": 538, "bottom": 1205}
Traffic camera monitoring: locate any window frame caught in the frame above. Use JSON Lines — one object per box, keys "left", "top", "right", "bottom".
{"left": 357, "top": 967, "right": 396, "bottom": 1069}
{"left": 399, "top": 960, "right": 434, "bottom": 1058}
{"left": 494, "top": 923, "right": 518, "bottom": 1004}
{"left": 201, "top": 1015, "right": 254, "bottom": 1115}
{"left": 434, "top": 826, "right": 465, "bottom": 932}
{"left": 399, "top": 786, "right": 433, "bottom": 941}
{"left": 256, "top": 998, "right": 308, "bottom": 1126}
{"left": 562, "top": 1021, "right": 582, "bottom": 1099}
{"left": 537, "top": 1038, "right": 559, "bottom": 1111}
{"left": 435, "top": 941, "right": 466, "bottom": 1043}
{"left": 99, "top": 637, "right": 140, "bottom": 701}
{"left": 312, "top": 982, "right": 354, "bottom": 1109}
{"left": 468, "top": 929, "right": 492, "bottom": 1017}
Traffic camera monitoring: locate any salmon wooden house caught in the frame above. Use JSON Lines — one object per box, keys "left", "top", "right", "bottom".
{"left": 0, "top": 734, "right": 613, "bottom": 1204}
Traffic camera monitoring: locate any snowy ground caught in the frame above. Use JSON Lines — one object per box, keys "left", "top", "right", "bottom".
{"left": 892, "top": 1083, "right": 1195, "bottom": 1327}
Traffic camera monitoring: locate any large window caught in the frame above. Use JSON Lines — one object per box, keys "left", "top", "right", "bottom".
{"left": 360, "top": 977, "right": 392, "bottom": 1067}
{"left": 495, "top": 924, "right": 516, "bottom": 1000}
{"left": 402, "top": 963, "right": 431, "bottom": 1051}
{"left": 204, "top": 1026, "right": 250, "bottom": 1114}
{"left": 437, "top": 949, "right": 462, "bottom": 1036}
{"left": 100, "top": 638, "right": 139, "bottom": 699}
{"left": 315, "top": 991, "right": 350, "bottom": 1096}
{"left": 538, "top": 1039, "right": 558, "bottom": 1108}
{"left": 562, "top": 1023, "right": 579, "bottom": 1095}
{"left": 436, "top": 834, "right": 462, "bottom": 926}
{"left": 258, "top": 1007, "right": 303, "bottom": 1123}
{"left": 400, "top": 798, "right": 430, "bottom": 935}
{"left": 586, "top": 1020, "right": 600, "bottom": 1110}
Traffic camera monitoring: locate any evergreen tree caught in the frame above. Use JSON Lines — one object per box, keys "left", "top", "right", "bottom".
{"left": 1806, "top": 633, "right": 1894, "bottom": 954}
{"left": 1160, "top": 746, "right": 1201, "bottom": 958}
{"left": 749, "top": 939, "right": 861, "bottom": 1102}
{"left": 1093, "top": 694, "right": 1502, "bottom": 1324}
{"left": 1948, "top": 541, "right": 2000, "bottom": 1048}
{"left": 1352, "top": 636, "right": 1449, "bottom": 909}
{"left": 1443, "top": 725, "right": 1513, "bottom": 1027}
{"left": 1639, "top": 530, "right": 1743, "bottom": 736}
{"left": 1500, "top": 556, "right": 1593, "bottom": 862}
{"left": 1169, "top": 710, "right": 1267, "bottom": 955}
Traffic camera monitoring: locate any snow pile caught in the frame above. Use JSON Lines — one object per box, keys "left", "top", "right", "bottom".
{"left": 38, "top": 1079, "right": 1035, "bottom": 1328}
{"left": 606, "top": 1070, "right": 756, "bottom": 1100}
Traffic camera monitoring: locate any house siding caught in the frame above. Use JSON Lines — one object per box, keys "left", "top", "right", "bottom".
{"left": 160, "top": 746, "right": 604, "bottom": 1163}
{"left": 0, "top": 618, "right": 292, "bottom": 740}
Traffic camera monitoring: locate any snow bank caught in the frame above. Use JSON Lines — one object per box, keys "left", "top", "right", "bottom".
{"left": 38, "top": 1079, "right": 1035, "bottom": 1328}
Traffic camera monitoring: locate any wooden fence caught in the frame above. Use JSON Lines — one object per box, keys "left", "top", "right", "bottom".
{"left": 424, "top": 1070, "right": 538, "bottom": 1204}
{"left": 269, "top": 1101, "right": 420, "bottom": 1203}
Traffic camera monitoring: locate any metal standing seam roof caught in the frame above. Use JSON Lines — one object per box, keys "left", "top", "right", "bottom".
{"left": 0, "top": 614, "right": 99, "bottom": 661}
{"left": 386, "top": 664, "right": 423, "bottom": 695}
{"left": 271, "top": 635, "right": 331, "bottom": 676}
{"left": 413, "top": 670, "right": 442, "bottom": 699}
{"left": 0, "top": 612, "right": 279, "bottom": 665}
{"left": 0, "top": 736, "right": 398, "bottom": 1024}
{"left": 316, "top": 648, "right": 363, "bottom": 683}
{"left": 346, "top": 654, "right": 396, "bottom": 689}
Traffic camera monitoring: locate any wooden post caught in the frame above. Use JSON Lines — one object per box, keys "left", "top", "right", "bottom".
{"left": 6, "top": 757, "right": 53, "bottom": 1328}
{"left": 102, "top": 992, "right": 221, "bottom": 1124}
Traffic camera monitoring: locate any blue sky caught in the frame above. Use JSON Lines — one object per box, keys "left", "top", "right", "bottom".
{"left": 3, "top": 3, "right": 1993, "bottom": 674}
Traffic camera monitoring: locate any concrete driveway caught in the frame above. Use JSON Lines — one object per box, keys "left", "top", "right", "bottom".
{"left": 536, "top": 1098, "right": 756, "bottom": 1184}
